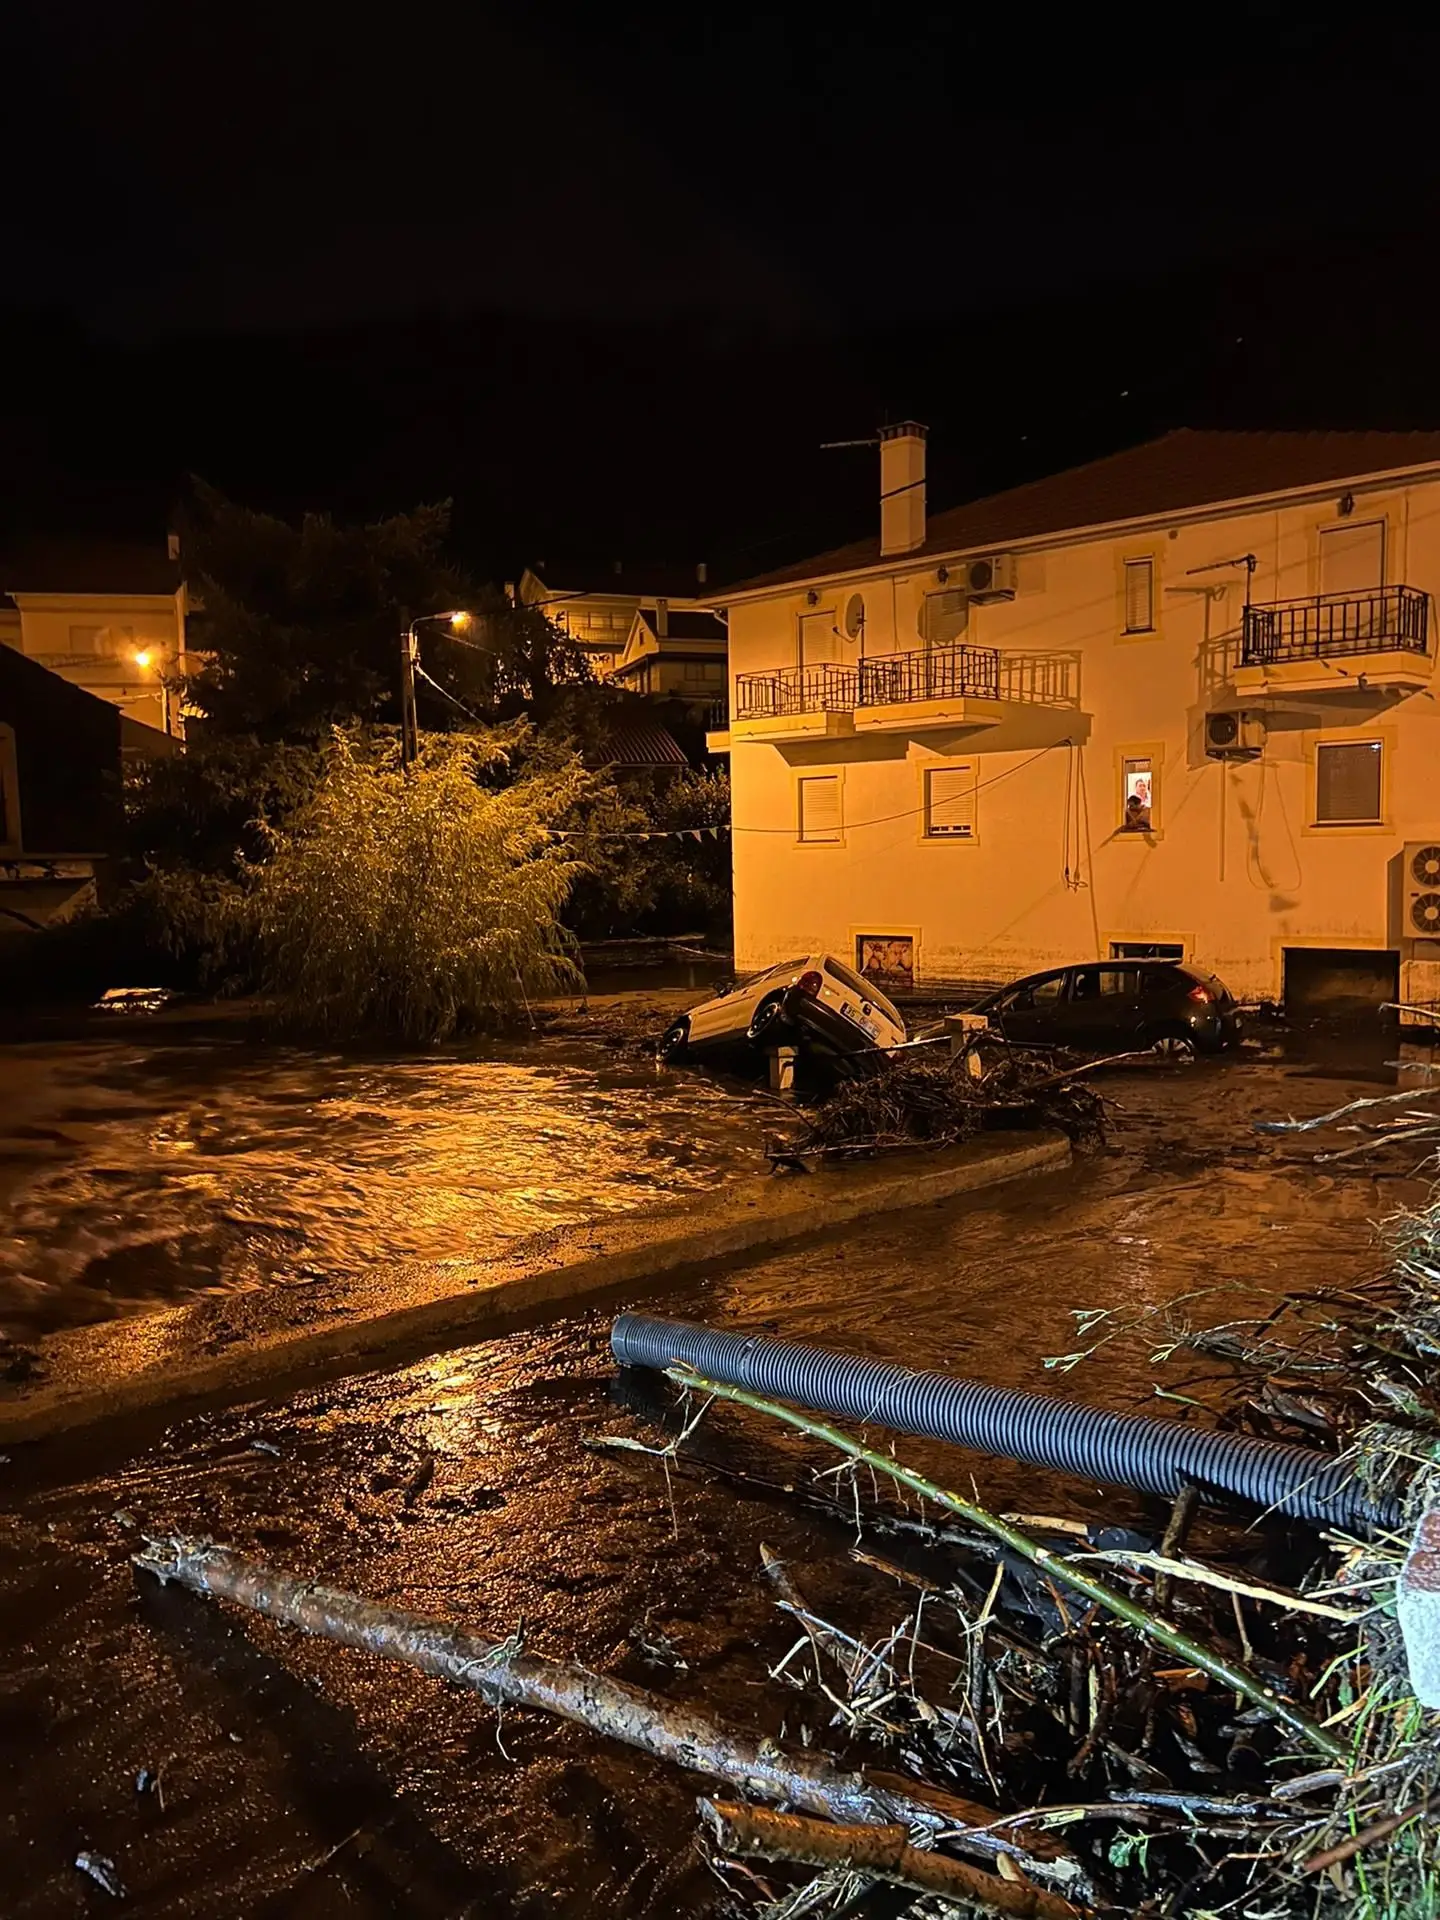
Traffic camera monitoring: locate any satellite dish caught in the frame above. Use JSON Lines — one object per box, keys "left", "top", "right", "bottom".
{"left": 840, "top": 592, "right": 866, "bottom": 641}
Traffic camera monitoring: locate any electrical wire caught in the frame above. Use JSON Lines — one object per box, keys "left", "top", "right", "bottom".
{"left": 730, "top": 736, "right": 1070, "bottom": 833}
{"left": 413, "top": 663, "right": 488, "bottom": 726}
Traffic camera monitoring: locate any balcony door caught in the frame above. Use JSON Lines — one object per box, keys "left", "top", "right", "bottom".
{"left": 1318, "top": 521, "right": 1385, "bottom": 646}
{"left": 1319, "top": 520, "right": 1384, "bottom": 594}
{"left": 798, "top": 610, "right": 836, "bottom": 667}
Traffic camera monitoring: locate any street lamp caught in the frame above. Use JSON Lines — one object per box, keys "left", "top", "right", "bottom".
{"left": 400, "top": 611, "right": 472, "bottom": 765}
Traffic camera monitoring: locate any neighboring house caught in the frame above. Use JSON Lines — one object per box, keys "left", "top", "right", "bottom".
{"left": 610, "top": 605, "right": 729, "bottom": 709}
{"left": 0, "top": 537, "right": 191, "bottom": 739}
{"left": 517, "top": 561, "right": 722, "bottom": 683}
{"left": 0, "top": 647, "right": 150, "bottom": 935}
{"left": 710, "top": 425, "right": 1440, "bottom": 1013}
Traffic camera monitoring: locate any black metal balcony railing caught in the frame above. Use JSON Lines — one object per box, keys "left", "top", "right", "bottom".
{"left": 733, "top": 663, "right": 859, "bottom": 720}
{"left": 704, "top": 695, "right": 729, "bottom": 732}
{"left": 1241, "top": 585, "right": 1428, "bottom": 665}
{"left": 858, "top": 644, "right": 1001, "bottom": 706}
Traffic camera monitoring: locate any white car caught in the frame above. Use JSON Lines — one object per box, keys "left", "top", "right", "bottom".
{"left": 660, "top": 954, "right": 908, "bottom": 1063}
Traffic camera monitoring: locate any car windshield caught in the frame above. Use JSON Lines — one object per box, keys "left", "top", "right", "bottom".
{"left": 825, "top": 958, "right": 902, "bottom": 1028}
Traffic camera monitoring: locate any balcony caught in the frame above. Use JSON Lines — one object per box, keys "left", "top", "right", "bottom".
{"left": 1236, "top": 585, "right": 1431, "bottom": 694}
{"left": 855, "top": 643, "right": 1005, "bottom": 733}
{"left": 730, "top": 664, "right": 859, "bottom": 743}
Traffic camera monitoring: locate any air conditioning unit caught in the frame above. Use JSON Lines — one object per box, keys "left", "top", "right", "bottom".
{"left": 1204, "top": 710, "right": 1264, "bottom": 759}
{"left": 1404, "top": 842, "right": 1440, "bottom": 938}
{"left": 959, "top": 553, "right": 1018, "bottom": 601}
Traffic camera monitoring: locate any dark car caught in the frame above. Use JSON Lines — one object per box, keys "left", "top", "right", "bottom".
{"left": 973, "top": 960, "right": 1242, "bottom": 1056}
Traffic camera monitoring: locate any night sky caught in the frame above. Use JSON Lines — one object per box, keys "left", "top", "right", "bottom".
{"left": 7, "top": 5, "right": 1440, "bottom": 575}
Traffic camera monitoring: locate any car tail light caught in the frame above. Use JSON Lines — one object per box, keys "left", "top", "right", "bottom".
{"left": 1188, "top": 984, "right": 1212, "bottom": 1004}
{"left": 797, "top": 970, "right": 823, "bottom": 997}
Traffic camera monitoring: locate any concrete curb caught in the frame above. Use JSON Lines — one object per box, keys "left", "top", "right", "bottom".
{"left": 0, "top": 1131, "right": 1070, "bottom": 1445}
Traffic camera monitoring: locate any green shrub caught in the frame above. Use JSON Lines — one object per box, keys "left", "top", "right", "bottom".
{"left": 210, "top": 730, "right": 588, "bottom": 1042}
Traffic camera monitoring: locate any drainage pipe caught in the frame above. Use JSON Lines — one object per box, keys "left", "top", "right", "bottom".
{"left": 611, "top": 1314, "right": 1397, "bottom": 1535}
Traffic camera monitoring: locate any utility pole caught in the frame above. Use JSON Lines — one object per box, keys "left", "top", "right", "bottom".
{"left": 399, "top": 620, "right": 420, "bottom": 768}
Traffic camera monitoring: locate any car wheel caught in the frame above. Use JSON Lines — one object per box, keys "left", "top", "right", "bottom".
{"left": 747, "top": 996, "right": 791, "bottom": 1046}
{"left": 1151, "top": 1026, "right": 1197, "bottom": 1061}
{"left": 659, "top": 1018, "right": 690, "bottom": 1062}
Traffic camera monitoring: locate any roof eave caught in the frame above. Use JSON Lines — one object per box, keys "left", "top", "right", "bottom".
{"left": 714, "top": 457, "right": 1440, "bottom": 606}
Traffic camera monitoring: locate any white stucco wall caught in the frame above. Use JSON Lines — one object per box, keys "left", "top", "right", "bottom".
{"left": 723, "top": 473, "right": 1440, "bottom": 1004}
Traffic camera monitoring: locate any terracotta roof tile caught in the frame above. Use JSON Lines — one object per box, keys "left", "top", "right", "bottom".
{"left": 723, "top": 429, "right": 1440, "bottom": 593}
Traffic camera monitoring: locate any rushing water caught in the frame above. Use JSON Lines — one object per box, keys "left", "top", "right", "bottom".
{"left": 0, "top": 1029, "right": 763, "bottom": 1337}
{"left": 1, "top": 1031, "right": 1434, "bottom": 1914}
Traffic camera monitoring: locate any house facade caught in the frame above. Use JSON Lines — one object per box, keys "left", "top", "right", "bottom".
{"left": 710, "top": 428, "right": 1440, "bottom": 1011}
{"left": 610, "top": 605, "right": 728, "bottom": 708}
{"left": 517, "top": 561, "right": 722, "bottom": 684}
{"left": 0, "top": 539, "right": 191, "bottom": 739}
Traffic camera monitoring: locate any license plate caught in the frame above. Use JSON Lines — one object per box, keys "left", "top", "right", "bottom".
{"left": 859, "top": 1017, "right": 879, "bottom": 1040}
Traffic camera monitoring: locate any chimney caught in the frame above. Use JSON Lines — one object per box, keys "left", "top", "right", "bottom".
{"left": 879, "top": 421, "right": 927, "bottom": 557}
{"left": 655, "top": 596, "right": 669, "bottom": 638}
{"left": 696, "top": 560, "right": 708, "bottom": 585}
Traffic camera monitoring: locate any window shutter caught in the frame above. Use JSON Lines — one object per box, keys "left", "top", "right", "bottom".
{"left": 798, "top": 774, "right": 841, "bottom": 842}
{"left": 1315, "top": 741, "right": 1382, "bottom": 823}
{"left": 1319, "top": 522, "right": 1384, "bottom": 596}
{"left": 1124, "top": 559, "right": 1154, "bottom": 632}
{"left": 926, "top": 765, "right": 975, "bottom": 837}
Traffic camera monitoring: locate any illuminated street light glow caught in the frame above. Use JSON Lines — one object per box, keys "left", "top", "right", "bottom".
{"left": 450, "top": 611, "right": 472, "bottom": 631}
{"left": 132, "top": 649, "right": 153, "bottom": 670}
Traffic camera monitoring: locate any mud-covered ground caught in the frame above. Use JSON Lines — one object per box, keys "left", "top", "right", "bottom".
{"left": 1, "top": 1030, "right": 1434, "bottom": 1916}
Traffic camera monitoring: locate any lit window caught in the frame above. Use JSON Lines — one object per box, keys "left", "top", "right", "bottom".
{"left": 1123, "top": 558, "right": 1155, "bottom": 633}
{"left": 1120, "top": 755, "right": 1154, "bottom": 831}
{"left": 924, "top": 764, "right": 975, "bottom": 838}
{"left": 797, "top": 774, "right": 841, "bottom": 843}
{"left": 1315, "top": 740, "right": 1382, "bottom": 824}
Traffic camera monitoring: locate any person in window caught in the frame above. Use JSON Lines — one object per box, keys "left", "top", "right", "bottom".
{"left": 1123, "top": 793, "right": 1151, "bottom": 832}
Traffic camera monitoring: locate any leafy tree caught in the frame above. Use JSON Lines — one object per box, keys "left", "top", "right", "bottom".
{"left": 180, "top": 484, "right": 470, "bottom": 738}
{"left": 180, "top": 484, "right": 595, "bottom": 739}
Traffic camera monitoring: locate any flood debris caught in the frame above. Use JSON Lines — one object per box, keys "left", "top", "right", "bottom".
{"left": 768, "top": 1042, "right": 1109, "bottom": 1165}
{"left": 124, "top": 1118, "right": 1440, "bottom": 1916}
{"left": 74, "top": 1850, "right": 126, "bottom": 1897}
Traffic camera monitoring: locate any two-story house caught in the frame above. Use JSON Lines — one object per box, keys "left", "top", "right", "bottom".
{"left": 517, "top": 561, "right": 723, "bottom": 686}
{"left": 709, "top": 427, "right": 1440, "bottom": 1012}
{"left": 0, "top": 538, "right": 191, "bottom": 739}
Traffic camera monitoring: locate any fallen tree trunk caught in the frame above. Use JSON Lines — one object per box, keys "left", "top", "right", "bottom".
{"left": 701, "top": 1799, "right": 1081, "bottom": 1918}
{"left": 132, "top": 1535, "right": 1072, "bottom": 1883}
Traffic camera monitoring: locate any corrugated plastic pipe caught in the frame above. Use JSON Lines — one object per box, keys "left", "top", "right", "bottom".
{"left": 611, "top": 1313, "right": 1398, "bottom": 1535}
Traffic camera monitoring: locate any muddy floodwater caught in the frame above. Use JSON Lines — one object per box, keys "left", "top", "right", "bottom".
{"left": 0, "top": 1027, "right": 763, "bottom": 1338}
{"left": 1, "top": 1024, "right": 1436, "bottom": 1914}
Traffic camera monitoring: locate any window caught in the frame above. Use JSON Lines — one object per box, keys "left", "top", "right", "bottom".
{"left": 925, "top": 764, "right": 975, "bottom": 838}
{"left": 68, "top": 624, "right": 104, "bottom": 656}
{"left": 1120, "top": 755, "right": 1154, "bottom": 831}
{"left": 797, "top": 773, "right": 841, "bottom": 843}
{"left": 1319, "top": 521, "right": 1384, "bottom": 595}
{"left": 1315, "top": 740, "right": 1382, "bottom": 824}
{"left": 1002, "top": 974, "right": 1065, "bottom": 1012}
{"left": 856, "top": 934, "right": 914, "bottom": 988}
{"left": 1111, "top": 941, "right": 1184, "bottom": 961}
{"left": 1072, "top": 966, "right": 1140, "bottom": 1001}
{"left": 1123, "top": 558, "right": 1155, "bottom": 633}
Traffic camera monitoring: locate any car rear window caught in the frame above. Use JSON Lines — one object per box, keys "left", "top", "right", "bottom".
{"left": 825, "top": 958, "right": 901, "bottom": 1027}
{"left": 1141, "top": 965, "right": 1189, "bottom": 996}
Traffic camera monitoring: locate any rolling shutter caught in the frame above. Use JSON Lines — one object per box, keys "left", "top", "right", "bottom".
{"left": 926, "top": 765, "right": 975, "bottom": 837}
{"left": 798, "top": 774, "right": 841, "bottom": 842}
{"left": 1123, "top": 558, "right": 1154, "bottom": 633}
